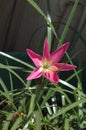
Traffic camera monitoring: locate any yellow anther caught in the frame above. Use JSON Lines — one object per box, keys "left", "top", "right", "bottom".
{"left": 41, "top": 58, "right": 59, "bottom": 72}
{"left": 51, "top": 66, "right": 59, "bottom": 71}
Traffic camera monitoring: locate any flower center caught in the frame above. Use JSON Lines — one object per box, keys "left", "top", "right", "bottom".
{"left": 42, "top": 58, "right": 59, "bottom": 72}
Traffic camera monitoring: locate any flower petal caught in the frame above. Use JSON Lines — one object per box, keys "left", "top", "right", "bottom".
{"left": 51, "top": 42, "right": 70, "bottom": 63}
{"left": 27, "top": 67, "right": 42, "bottom": 80}
{"left": 56, "top": 63, "right": 77, "bottom": 71}
{"left": 43, "top": 71, "right": 59, "bottom": 83}
{"left": 43, "top": 38, "right": 50, "bottom": 59}
{"left": 26, "top": 49, "right": 42, "bottom": 67}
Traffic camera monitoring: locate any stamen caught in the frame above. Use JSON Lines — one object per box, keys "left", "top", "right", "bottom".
{"left": 42, "top": 58, "right": 59, "bottom": 72}
{"left": 51, "top": 66, "right": 59, "bottom": 71}
{"left": 42, "top": 58, "right": 47, "bottom": 65}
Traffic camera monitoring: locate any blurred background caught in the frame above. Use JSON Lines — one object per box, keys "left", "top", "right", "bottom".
{"left": 0, "top": 0, "right": 86, "bottom": 61}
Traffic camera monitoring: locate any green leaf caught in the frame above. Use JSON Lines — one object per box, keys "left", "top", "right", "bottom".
{"left": 2, "top": 113, "right": 13, "bottom": 130}
{"left": 27, "top": 0, "right": 59, "bottom": 40}
{"left": 0, "top": 78, "right": 17, "bottom": 111}
{"left": 50, "top": 99, "right": 86, "bottom": 120}
{"left": 0, "top": 63, "right": 26, "bottom": 87}
{"left": 35, "top": 110, "right": 41, "bottom": 130}
{"left": 0, "top": 51, "right": 34, "bottom": 69}
{"left": 64, "top": 118, "right": 70, "bottom": 130}
{"left": 58, "top": 0, "right": 79, "bottom": 46}
{"left": 47, "top": 0, "right": 52, "bottom": 49}
{"left": 10, "top": 116, "right": 23, "bottom": 130}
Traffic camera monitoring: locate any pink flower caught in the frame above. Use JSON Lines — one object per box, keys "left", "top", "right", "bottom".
{"left": 26, "top": 38, "right": 77, "bottom": 83}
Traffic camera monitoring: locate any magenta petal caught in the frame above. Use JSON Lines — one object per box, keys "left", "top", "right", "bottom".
{"left": 27, "top": 67, "right": 42, "bottom": 80}
{"left": 44, "top": 71, "right": 59, "bottom": 83}
{"left": 26, "top": 49, "right": 42, "bottom": 67}
{"left": 43, "top": 38, "right": 50, "bottom": 59}
{"left": 51, "top": 42, "right": 70, "bottom": 63}
{"left": 56, "top": 63, "right": 77, "bottom": 71}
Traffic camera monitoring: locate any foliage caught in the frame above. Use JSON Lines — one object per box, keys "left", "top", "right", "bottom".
{"left": 0, "top": 0, "right": 86, "bottom": 130}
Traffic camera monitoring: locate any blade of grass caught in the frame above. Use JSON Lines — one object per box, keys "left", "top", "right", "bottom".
{"left": 59, "top": 79, "right": 76, "bottom": 90}
{"left": 64, "top": 118, "right": 70, "bottom": 130}
{"left": 0, "top": 78, "right": 12, "bottom": 100}
{"left": 35, "top": 110, "right": 41, "bottom": 130}
{"left": 41, "top": 89, "right": 55, "bottom": 107}
{"left": 60, "top": 21, "right": 86, "bottom": 45}
{"left": 27, "top": 0, "right": 59, "bottom": 40}
{"left": 50, "top": 99, "right": 86, "bottom": 120}
{"left": 66, "top": 52, "right": 81, "bottom": 86}
{"left": 0, "top": 78, "right": 17, "bottom": 111}
{"left": 0, "top": 63, "right": 26, "bottom": 87}
{"left": 66, "top": 67, "right": 85, "bottom": 82}
{"left": 0, "top": 51, "right": 34, "bottom": 69}
{"left": 69, "top": 19, "right": 86, "bottom": 52}
{"left": 50, "top": 86, "right": 72, "bottom": 105}
{"left": 10, "top": 116, "right": 23, "bottom": 130}
{"left": 47, "top": 0, "right": 52, "bottom": 49}
{"left": 2, "top": 112, "right": 13, "bottom": 130}
{"left": 9, "top": 72, "right": 13, "bottom": 101}
{"left": 58, "top": 0, "right": 79, "bottom": 46}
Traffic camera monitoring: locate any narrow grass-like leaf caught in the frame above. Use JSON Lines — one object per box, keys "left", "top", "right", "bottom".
{"left": 9, "top": 72, "right": 13, "bottom": 101}
{"left": 0, "top": 51, "right": 34, "bottom": 69}
{"left": 27, "top": 0, "right": 59, "bottom": 40}
{"left": 27, "top": 94, "right": 36, "bottom": 117}
{"left": 69, "top": 19, "right": 86, "bottom": 52}
{"left": 64, "top": 118, "right": 70, "bottom": 130}
{"left": 59, "top": 79, "right": 76, "bottom": 90}
{"left": 35, "top": 110, "right": 41, "bottom": 130}
{"left": 2, "top": 113, "right": 13, "bottom": 130}
{"left": 50, "top": 86, "right": 72, "bottom": 106}
{"left": 0, "top": 78, "right": 17, "bottom": 111}
{"left": 58, "top": 0, "right": 79, "bottom": 46}
{"left": 10, "top": 116, "right": 23, "bottom": 130}
{"left": 66, "top": 67, "right": 85, "bottom": 82}
{"left": 50, "top": 99, "right": 86, "bottom": 120}
{"left": 0, "top": 78, "right": 11, "bottom": 100}
{"left": 66, "top": 52, "right": 81, "bottom": 85}
{"left": 59, "top": 21, "right": 86, "bottom": 46}
{"left": 0, "top": 63, "right": 26, "bottom": 87}
{"left": 41, "top": 89, "right": 55, "bottom": 107}
{"left": 47, "top": 0, "right": 52, "bottom": 49}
